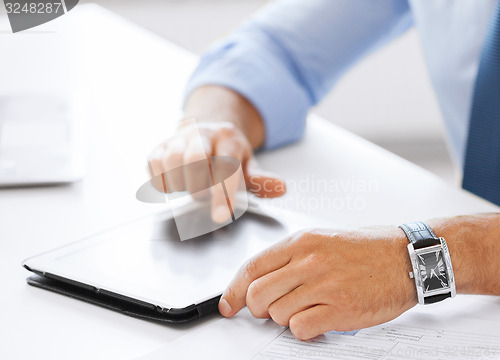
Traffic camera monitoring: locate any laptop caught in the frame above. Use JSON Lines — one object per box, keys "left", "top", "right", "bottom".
{"left": 0, "top": 14, "right": 85, "bottom": 187}
{"left": 0, "top": 94, "right": 85, "bottom": 187}
{"left": 23, "top": 204, "right": 325, "bottom": 323}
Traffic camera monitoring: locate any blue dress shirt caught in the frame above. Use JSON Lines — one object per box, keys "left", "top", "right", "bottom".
{"left": 186, "top": 0, "right": 498, "bottom": 169}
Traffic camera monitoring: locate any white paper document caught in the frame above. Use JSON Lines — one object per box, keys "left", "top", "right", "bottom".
{"left": 255, "top": 320, "right": 500, "bottom": 360}
{"left": 138, "top": 296, "right": 500, "bottom": 360}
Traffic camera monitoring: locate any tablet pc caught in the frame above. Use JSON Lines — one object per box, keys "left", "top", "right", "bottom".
{"left": 23, "top": 204, "right": 322, "bottom": 323}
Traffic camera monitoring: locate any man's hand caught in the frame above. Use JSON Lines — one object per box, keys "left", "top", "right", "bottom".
{"left": 218, "top": 226, "right": 417, "bottom": 340}
{"left": 148, "top": 85, "right": 286, "bottom": 223}
{"left": 218, "top": 213, "right": 500, "bottom": 341}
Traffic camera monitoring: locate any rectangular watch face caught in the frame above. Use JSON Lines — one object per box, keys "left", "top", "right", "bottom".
{"left": 417, "top": 249, "right": 449, "bottom": 293}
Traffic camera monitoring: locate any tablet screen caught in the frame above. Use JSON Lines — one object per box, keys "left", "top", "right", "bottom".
{"left": 24, "top": 207, "right": 297, "bottom": 310}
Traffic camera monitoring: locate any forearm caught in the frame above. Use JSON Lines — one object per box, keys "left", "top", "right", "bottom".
{"left": 183, "top": 85, "right": 265, "bottom": 149}
{"left": 428, "top": 213, "right": 500, "bottom": 295}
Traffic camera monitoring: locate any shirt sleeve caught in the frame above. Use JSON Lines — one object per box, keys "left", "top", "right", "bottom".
{"left": 185, "top": 0, "right": 413, "bottom": 149}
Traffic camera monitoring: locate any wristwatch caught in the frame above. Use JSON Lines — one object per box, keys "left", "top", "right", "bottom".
{"left": 399, "top": 222, "right": 456, "bottom": 305}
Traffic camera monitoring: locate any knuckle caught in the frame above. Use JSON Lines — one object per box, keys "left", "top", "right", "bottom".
{"left": 268, "top": 305, "right": 289, "bottom": 327}
{"left": 290, "top": 230, "right": 312, "bottom": 247}
{"left": 217, "top": 122, "right": 238, "bottom": 136}
{"left": 246, "top": 283, "right": 268, "bottom": 318}
{"left": 223, "top": 286, "right": 237, "bottom": 304}
{"left": 223, "top": 286, "right": 237, "bottom": 301}
{"left": 289, "top": 316, "right": 311, "bottom": 341}
{"left": 148, "top": 157, "right": 164, "bottom": 176}
{"left": 165, "top": 146, "right": 184, "bottom": 160}
{"left": 163, "top": 151, "right": 184, "bottom": 170}
{"left": 148, "top": 156, "right": 163, "bottom": 168}
{"left": 247, "top": 305, "right": 268, "bottom": 319}
{"left": 246, "top": 280, "right": 263, "bottom": 306}
{"left": 243, "top": 258, "right": 259, "bottom": 279}
{"left": 184, "top": 151, "right": 207, "bottom": 165}
{"left": 300, "top": 253, "right": 321, "bottom": 272}
{"left": 184, "top": 139, "right": 211, "bottom": 164}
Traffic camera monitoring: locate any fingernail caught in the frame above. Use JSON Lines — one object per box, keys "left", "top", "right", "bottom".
{"left": 219, "top": 298, "right": 232, "bottom": 317}
{"left": 212, "top": 205, "right": 229, "bottom": 223}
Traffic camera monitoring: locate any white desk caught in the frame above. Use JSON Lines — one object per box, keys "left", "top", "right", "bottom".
{"left": 0, "top": 5, "right": 498, "bottom": 359}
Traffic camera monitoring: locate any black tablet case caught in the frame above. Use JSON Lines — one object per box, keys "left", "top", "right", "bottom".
{"left": 26, "top": 272, "right": 221, "bottom": 324}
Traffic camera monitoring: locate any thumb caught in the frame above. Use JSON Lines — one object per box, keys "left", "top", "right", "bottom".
{"left": 244, "top": 158, "right": 287, "bottom": 198}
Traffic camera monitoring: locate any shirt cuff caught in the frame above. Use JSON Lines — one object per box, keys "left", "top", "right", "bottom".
{"left": 184, "top": 31, "right": 311, "bottom": 150}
